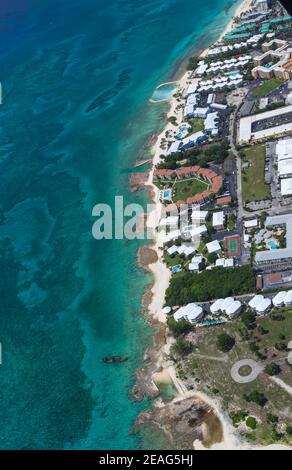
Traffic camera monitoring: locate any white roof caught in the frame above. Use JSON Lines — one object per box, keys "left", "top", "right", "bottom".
{"left": 225, "top": 258, "right": 234, "bottom": 267}
{"left": 257, "top": 297, "right": 271, "bottom": 314}
{"left": 167, "top": 245, "right": 177, "bottom": 256}
{"left": 244, "top": 219, "right": 258, "bottom": 228}
{"left": 189, "top": 224, "right": 208, "bottom": 237}
{"left": 210, "top": 298, "right": 224, "bottom": 314}
{"left": 186, "top": 83, "right": 198, "bottom": 95}
{"left": 167, "top": 140, "right": 181, "bottom": 155}
{"left": 239, "top": 105, "right": 292, "bottom": 144}
{"left": 184, "top": 104, "right": 195, "bottom": 117}
{"left": 163, "top": 306, "right": 172, "bottom": 314}
{"left": 215, "top": 258, "right": 225, "bottom": 267}
{"left": 226, "top": 300, "right": 242, "bottom": 316}
{"left": 276, "top": 139, "right": 292, "bottom": 161}
{"left": 281, "top": 178, "right": 292, "bottom": 196}
{"left": 184, "top": 246, "right": 196, "bottom": 256}
{"left": 248, "top": 295, "right": 264, "bottom": 309}
{"left": 174, "top": 303, "right": 203, "bottom": 323}
{"left": 191, "top": 255, "right": 202, "bottom": 264}
{"left": 205, "top": 112, "right": 218, "bottom": 131}
{"left": 159, "top": 216, "right": 179, "bottom": 227}
{"left": 195, "top": 63, "right": 208, "bottom": 75}
{"left": 191, "top": 210, "right": 208, "bottom": 220}
{"left": 206, "top": 240, "right": 221, "bottom": 253}
{"left": 212, "top": 211, "right": 225, "bottom": 227}
{"left": 187, "top": 93, "right": 198, "bottom": 105}
{"left": 189, "top": 262, "right": 200, "bottom": 271}
{"left": 284, "top": 290, "right": 292, "bottom": 304}
{"left": 194, "top": 107, "right": 209, "bottom": 117}
{"left": 272, "top": 291, "right": 287, "bottom": 307}
{"left": 221, "top": 297, "right": 234, "bottom": 313}
{"left": 278, "top": 159, "right": 292, "bottom": 177}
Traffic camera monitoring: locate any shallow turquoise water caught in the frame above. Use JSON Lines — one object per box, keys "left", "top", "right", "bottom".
{"left": 151, "top": 84, "right": 177, "bottom": 102}
{"left": 0, "top": 0, "right": 241, "bottom": 449}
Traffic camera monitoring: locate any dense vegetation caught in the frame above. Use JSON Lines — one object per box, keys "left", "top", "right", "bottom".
{"left": 157, "top": 141, "right": 230, "bottom": 171}
{"left": 217, "top": 333, "right": 235, "bottom": 352}
{"left": 165, "top": 266, "right": 255, "bottom": 305}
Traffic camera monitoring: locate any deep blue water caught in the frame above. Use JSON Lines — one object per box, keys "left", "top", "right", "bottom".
{"left": 0, "top": 0, "right": 240, "bottom": 449}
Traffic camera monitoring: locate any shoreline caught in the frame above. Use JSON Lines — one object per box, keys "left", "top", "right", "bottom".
{"left": 134, "top": 0, "right": 292, "bottom": 451}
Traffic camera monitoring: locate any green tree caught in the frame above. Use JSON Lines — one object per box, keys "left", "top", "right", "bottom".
{"left": 171, "top": 337, "right": 193, "bottom": 357}
{"left": 246, "top": 416, "right": 257, "bottom": 430}
{"left": 217, "top": 333, "right": 235, "bottom": 353}
{"left": 167, "top": 316, "right": 192, "bottom": 338}
{"left": 264, "top": 362, "right": 281, "bottom": 376}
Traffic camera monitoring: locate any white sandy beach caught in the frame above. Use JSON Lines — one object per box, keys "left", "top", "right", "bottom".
{"left": 144, "top": 0, "right": 292, "bottom": 452}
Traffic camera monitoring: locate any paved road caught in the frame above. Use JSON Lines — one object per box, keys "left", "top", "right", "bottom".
{"left": 230, "top": 359, "right": 264, "bottom": 384}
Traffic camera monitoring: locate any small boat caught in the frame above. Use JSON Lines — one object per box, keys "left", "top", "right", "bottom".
{"left": 102, "top": 355, "right": 128, "bottom": 364}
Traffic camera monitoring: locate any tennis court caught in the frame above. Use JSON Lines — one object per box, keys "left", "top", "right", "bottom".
{"left": 225, "top": 235, "right": 241, "bottom": 257}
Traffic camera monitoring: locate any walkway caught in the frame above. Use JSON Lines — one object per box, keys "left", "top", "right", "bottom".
{"left": 230, "top": 359, "right": 264, "bottom": 384}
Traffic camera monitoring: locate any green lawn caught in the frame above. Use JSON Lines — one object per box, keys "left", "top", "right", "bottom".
{"left": 188, "top": 117, "right": 204, "bottom": 133}
{"left": 242, "top": 145, "right": 271, "bottom": 204}
{"left": 177, "top": 311, "right": 292, "bottom": 445}
{"left": 252, "top": 78, "right": 283, "bottom": 98}
{"left": 172, "top": 177, "right": 209, "bottom": 202}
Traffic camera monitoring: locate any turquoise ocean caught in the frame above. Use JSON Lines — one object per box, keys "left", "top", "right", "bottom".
{"left": 0, "top": 0, "right": 241, "bottom": 449}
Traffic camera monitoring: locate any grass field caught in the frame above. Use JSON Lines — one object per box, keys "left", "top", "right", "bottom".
{"left": 242, "top": 145, "right": 271, "bottom": 204}
{"left": 188, "top": 117, "right": 204, "bottom": 133}
{"left": 252, "top": 78, "right": 283, "bottom": 98}
{"left": 178, "top": 310, "right": 292, "bottom": 445}
{"left": 228, "top": 239, "right": 238, "bottom": 254}
{"left": 172, "top": 177, "right": 209, "bottom": 202}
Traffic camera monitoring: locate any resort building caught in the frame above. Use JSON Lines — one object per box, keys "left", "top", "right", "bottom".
{"left": 191, "top": 209, "right": 209, "bottom": 221}
{"left": 251, "top": 39, "right": 292, "bottom": 80}
{"left": 215, "top": 258, "right": 234, "bottom": 268}
{"left": 238, "top": 105, "right": 292, "bottom": 143}
{"left": 272, "top": 291, "right": 287, "bottom": 307}
{"left": 195, "top": 61, "right": 208, "bottom": 76}
{"left": 193, "top": 107, "right": 209, "bottom": 119}
{"left": 212, "top": 211, "right": 225, "bottom": 230}
{"left": 281, "top": 178, "right": 292, "bottom": 197}
{"left": 204, "top": 112, "right": 219, "bottom": 135}
{"left": 173, "top": 303, "right": 204, "bottom": 324}
{"left": 255, "top": 213, "right": 292, "bottom": 266}
{"left": 206, "top": 240, "right": 221, "bottom": 254}
{"left": 254, "top": 0, "right": 268, "bottom": 13}
{"left": 248, "top": 294, "right": 271, "bottom": 314}
{"left": 225, "top": 300, "right": 242, "bottom": 319}
{"left": 210, "top": 298, "right": 224, "bottom": 315}
{"left": 159, "top": 216, "right": 179, "bottom": 228}
{"left": 244, "top": 218, "right": 258, "bottom": 229}
{"left": 154, "top": 166, "right": 223, "bottom": 206}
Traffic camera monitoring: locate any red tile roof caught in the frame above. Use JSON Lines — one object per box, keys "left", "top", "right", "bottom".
{"left": 216, "top": 195, "right": 232, "bottom": 205}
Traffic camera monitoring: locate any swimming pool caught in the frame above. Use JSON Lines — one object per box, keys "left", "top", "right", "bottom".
{"left": 267, "top": 240, "right": 279, "bottom": 250}
{"left": 151, "top": 83, "right": 178, "bottom": 102}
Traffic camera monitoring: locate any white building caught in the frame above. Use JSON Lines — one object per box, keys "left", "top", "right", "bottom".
{"left": 167, "top": 245, "right": 177, "bottom": 256}
{"left": 278, "top": 159, "right": 292, "bottom": 179}
{"left": 191, "top": 210, "right": 208, "bottom": 221}
{"left": 281, "top": 178, "right": 292, "bottom": 197}
{"left": 159, "top": 216, "right": 179, "bottom": 228}
{"left": 193, "top": 107, "right": 209, "bottom": 119}
{"left": 216, "top": 258, "right": 234, "bottom": 268}
{"left": 188, "top": 263, "right": 200, "bottom": 272}
{"left": 210, "top": 298, "right": 224, "bottom": 315}
{"left": 212, "top": 211, "right": 225, "bottom": 230}
{"left": 244, "top": 218, "right": 258, "bottom": 229}
{"left": 248, "top": 295, "right": 271, "bottom": 315}
{"left": 221, "top": 297, "right": 235, "bottom": 313}
{"left": 174, "top": 303, "right": 204, "bottom": 324}
{"left": 205, "top": 112, "right": 219, "bottom": 134}
{"left": 248, "top": 294, "right": 264, "bottom": 310}
{"left": 225, "top": 300, "right": 242, "bottom": 319}
{"left": 195, "top": 61, "right": 208, "bottom": 76}
{"left": 255, "top": 0, "right": 268, "bottom": 12}
{"left": 256, "top": 297, "right": 272, "bottom": 315}
{"left": 284, "top": 290, "right": 292, "bottom": 306}
{"left": 206, "top": 240, "right": 221, "bottom": 254}
{"left": 273, "top": 291, "right": 287, "bottom": 308}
